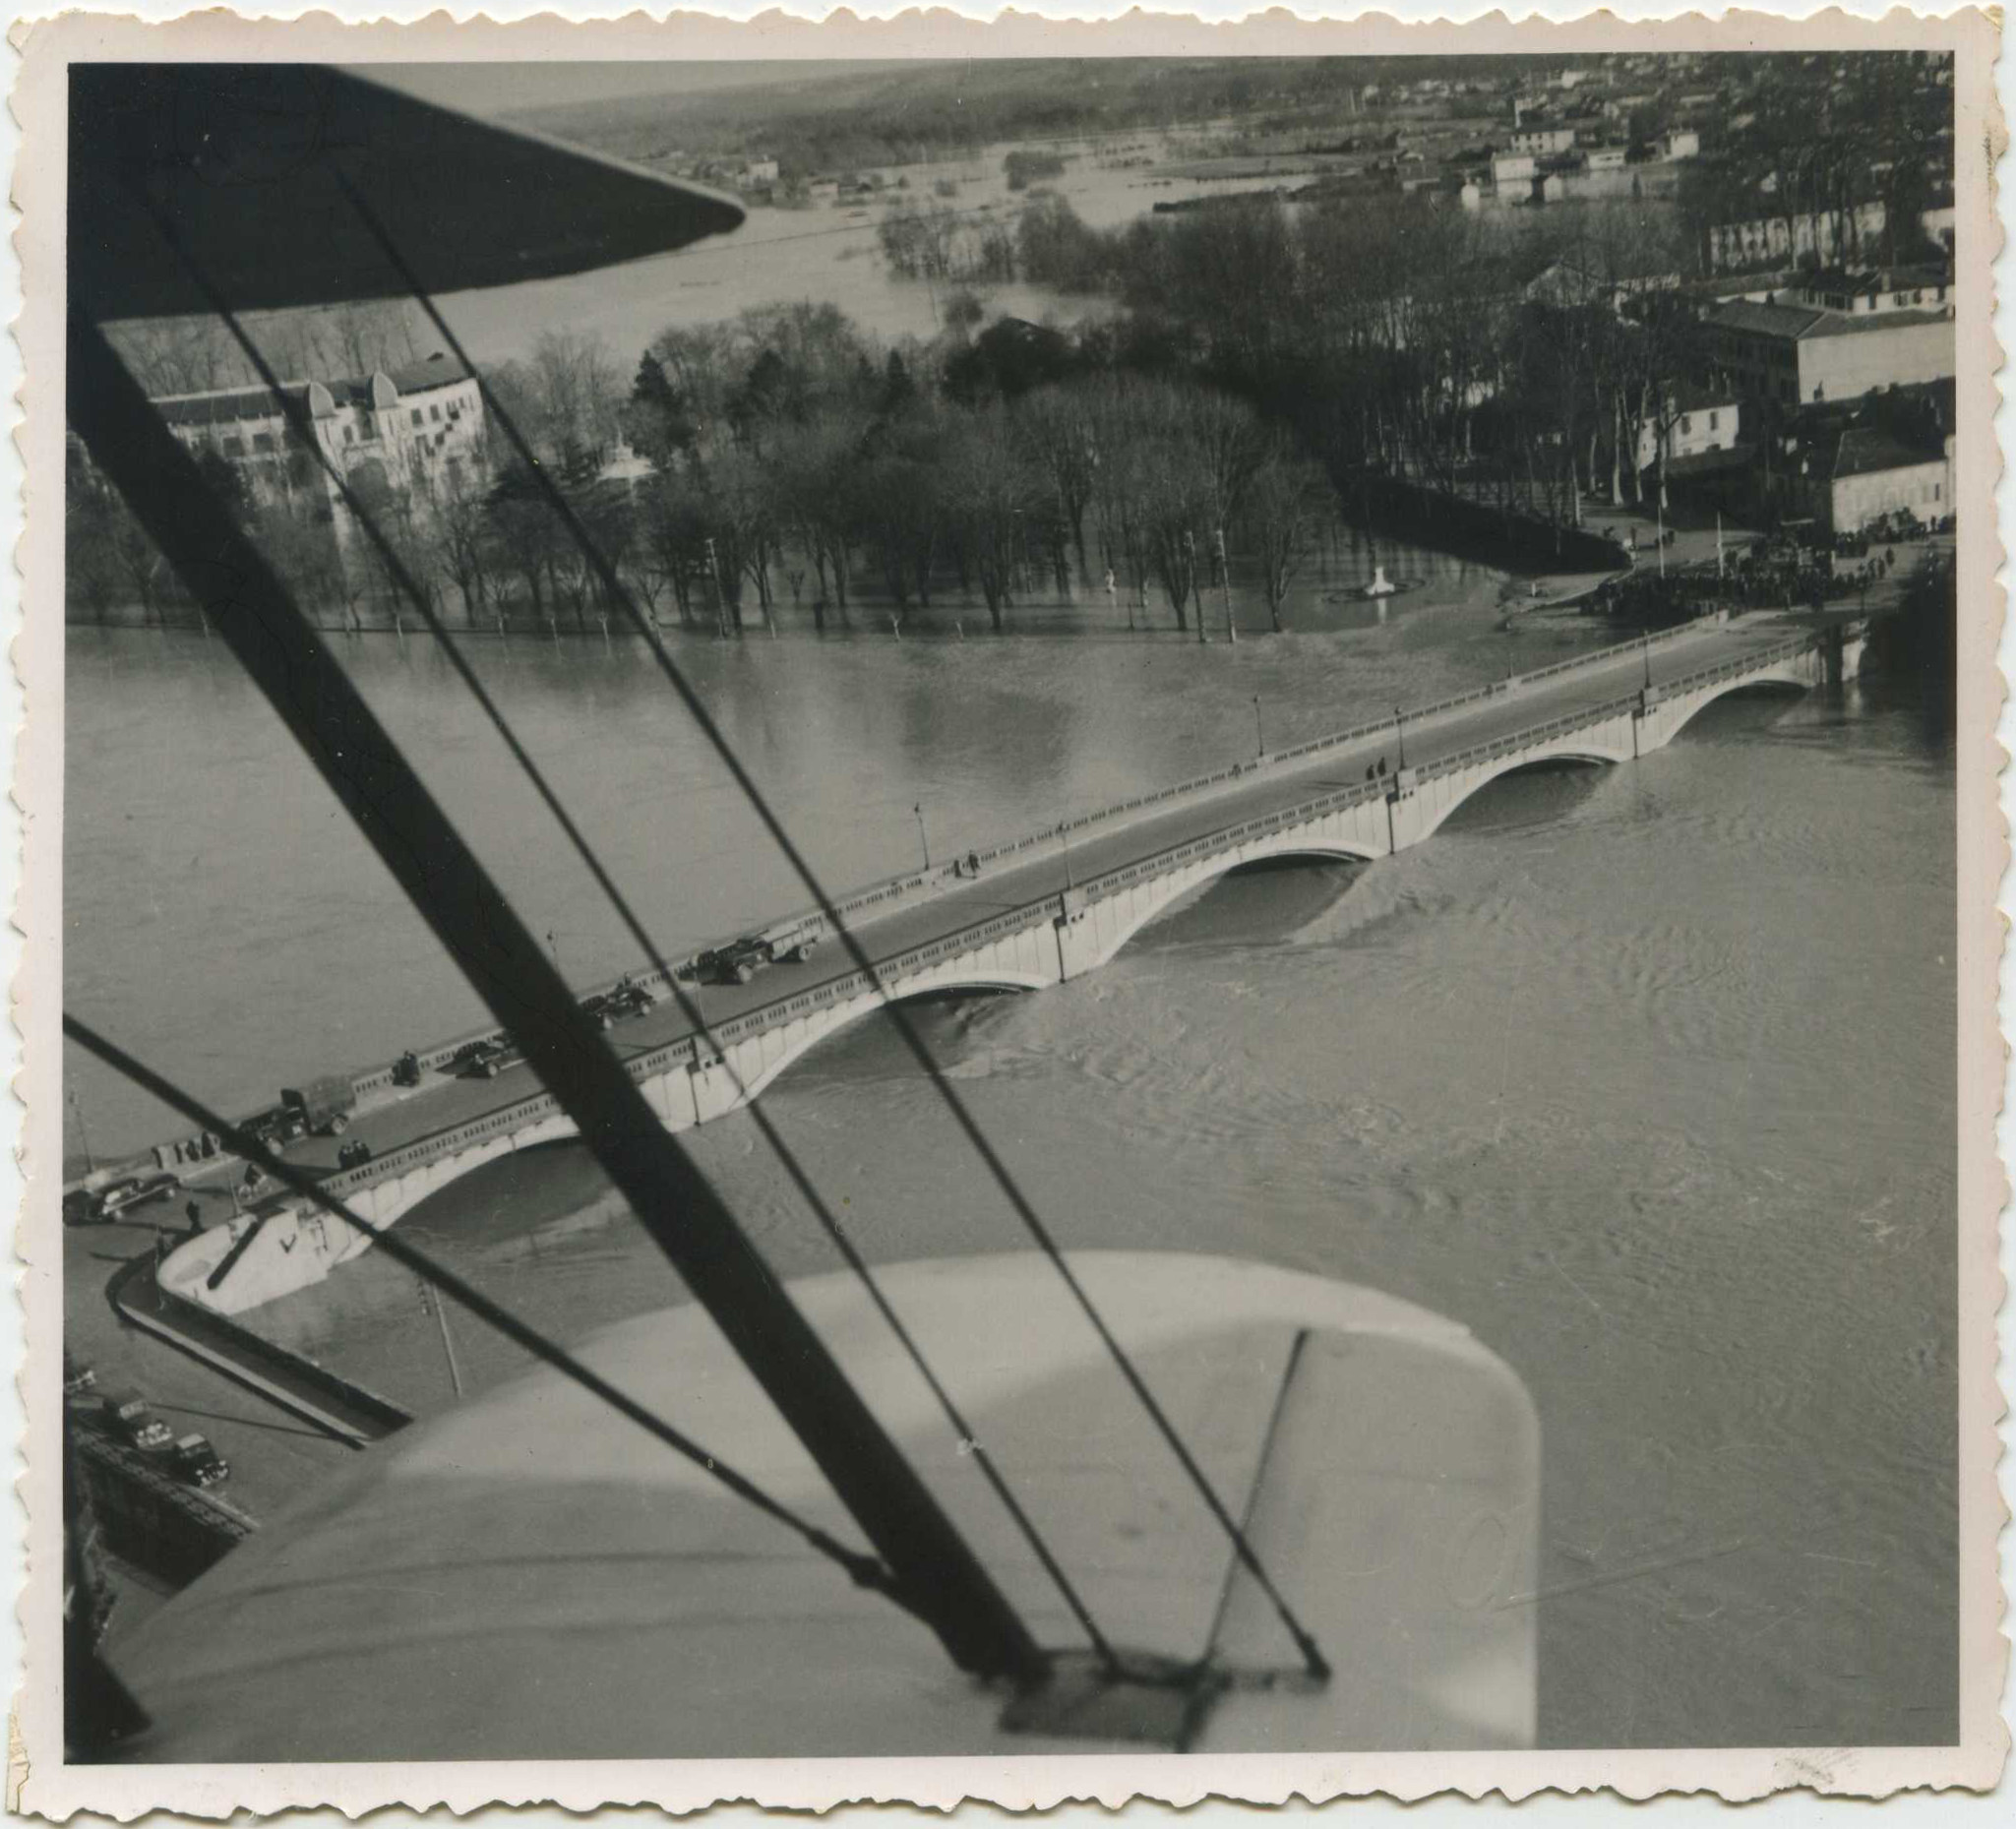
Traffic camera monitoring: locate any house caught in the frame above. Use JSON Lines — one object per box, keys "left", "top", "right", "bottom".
{"left": 1491, "top": 151, "right": 1537, "bottom": 186}
{"left": 806, "top": 178, "right": 841, "bottom": 204}
{"left": 739, "top": 156, "right": 780, "bottom": 188}
{"left": 1636, "top": 385, "right": 1741, "bottom": 473}
{"left": 1705, "top": 296, "right": 1956, "bottom": 407}
{"left": 1660, "top": 129, "right": 1701, "bottom": 160}
{"left": 1581, "top": 143, "right": 1629, "bottom": 172}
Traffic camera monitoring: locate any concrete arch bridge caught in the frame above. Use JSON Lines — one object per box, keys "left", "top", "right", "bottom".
{"left": 159, "top": 617, "right": 1864, "bottom": 1314}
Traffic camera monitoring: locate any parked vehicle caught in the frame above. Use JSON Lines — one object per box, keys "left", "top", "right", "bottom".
{"left": 391, "top": 1050, "right": 423, "bottom": 1087}
{"left": 606, "top": 977, "right": 656, "bottom": 1020}
{"left": 771, "top": 929, "right": 819, "bottom": 965}
{"left": 454, "top": 1038, "right": 511, "bottom": 1076}
{"left": 696, "top": 931, "right": 816, "bottom": 985}
{"left": 336, "top": 1139, "right": 374, "bottom": 1170}
{"left": 172, "top": 1433, "right": 230, "bottom": 1489}
{"left": 463, "top": 1039, "right": 525, "bottom": 1079}
{"left": 242, "top": 1105, "right": 308, "bottom": 1150}
{"left": 92, "top": 1172, "right": 179, "bottom": 1220}
{"left": 697, "top": 937, "right": 772, "bottom": 985}
{"left": 101, "top": 1387, "right": 173, "bottom": 1452}
{"left": 63, "top": 1353, "right": 96, "bottom": 1398}
{"left": 280, "top": 1074, "right": 357, "bottom": 1137}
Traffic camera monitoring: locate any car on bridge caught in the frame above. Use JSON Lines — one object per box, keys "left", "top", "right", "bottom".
{"left": 460, "top": 1038, "right": 526, "bottom": 1079}
{"left": 691, "top": 931, "right": 819, "bottom": 986}
{"left": 172, "top": 1433, "right": 230, "bottom": 1489}
{"left": 693, "top": 937, "right": 772, "bottom": 986}
{"left": 101, "top": 1386, "right": 174, "bottom": 1453}
{"left": 88, "top": 1172, "right": 181, "bottom": 1222}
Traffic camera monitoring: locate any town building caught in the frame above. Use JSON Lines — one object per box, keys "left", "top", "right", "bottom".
{"left": 1704, "top": 295, "right": 1955, "bottom": 406}
{"left": 1580, "top": 144, "right": 1629, "bottom": 172}
{"left": 1491, "top": 151, "right": 1537, "bottom": 186}
{"left": 1636, "top": 386, "right": 1742, "bottom": 473}
{"left": 1508, "top": 122, "right": 1577, "bottom": 157}
{"left": 1706, "top": 201, "right": 1888, "bottom": 273}
{"left": 1787, "top": 422, "right": 1951, "bottom": 535}
{"left": 1660, "top": 129, "right": 1701, "bottom": 160}
{"left": 1783, "top": 265, "right": 1952, "bottom": 316}
{"left": 150, "top": 351, "right": 488, "bottom": 531}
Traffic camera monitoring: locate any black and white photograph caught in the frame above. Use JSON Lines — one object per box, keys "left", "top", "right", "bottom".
{"left": 17, "top": 8, "right": 2003, "bottom": 1811}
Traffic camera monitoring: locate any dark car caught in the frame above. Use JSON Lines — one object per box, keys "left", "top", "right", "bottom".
{"left": 698, "top": 937, "right": 771, "bottom": 985}
{"left": 101, "top": 1387, "right": 173, "bottom": 1453}
{"left": 172, "top": 1433, "right": 230, "bottom": 1489}
{"left": 336, "top": 1138, "right": 375, "bottom": 1170}
{"left": 606, "top": 978, "right": 656, "bottom": 1021}
{"left": 468, "top": 1041, "right": 525, "bottom": 1079}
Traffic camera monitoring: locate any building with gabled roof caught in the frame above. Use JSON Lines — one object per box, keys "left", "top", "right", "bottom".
{"left": 139, "top": 351, "right": 488, "bottom": 537}
{"left": 1704, "top": 295, "right": 1955, "bottom": 408}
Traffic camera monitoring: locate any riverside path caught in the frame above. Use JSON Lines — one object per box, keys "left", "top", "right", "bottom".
{"left": 123, "top": 609, "right": 1869, "bottom": 1315}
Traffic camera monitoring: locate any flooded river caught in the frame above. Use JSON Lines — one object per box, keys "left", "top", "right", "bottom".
{"left": 437, "top": 129, "right": 1305, "bottom": 360}
{"left": 64, "top": 574, "right": 1956, "bottom": 1748}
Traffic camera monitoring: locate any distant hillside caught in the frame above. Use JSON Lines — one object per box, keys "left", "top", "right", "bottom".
{"left": 508, "top": 57, "right": 1494, "bottom": 180}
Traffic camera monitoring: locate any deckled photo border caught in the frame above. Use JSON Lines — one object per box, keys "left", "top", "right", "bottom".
{"left": 6, "top": 6, "right": 2005, "bottom": 1815}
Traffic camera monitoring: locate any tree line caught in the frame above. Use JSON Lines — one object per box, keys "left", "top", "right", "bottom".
{"left": 69, "top": 299, "right": 1340, "bottom": 639}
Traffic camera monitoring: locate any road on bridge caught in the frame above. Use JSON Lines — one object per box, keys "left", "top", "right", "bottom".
{"left": 193, "top": 613, "right": 1813, "bottom": 1191}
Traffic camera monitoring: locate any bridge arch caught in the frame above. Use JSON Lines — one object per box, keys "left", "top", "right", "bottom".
{"left": 709, "top": 966, "right": 1054, "bottom": 1111}
{"left": 1660, "top": 666, "right": 1815, "bottom": 745}
{"left": 1400, "top": 735, "right": 1634, "bottom": 846}
{"left": 1080, "top": 834, "right": 1383, "bottom": 974}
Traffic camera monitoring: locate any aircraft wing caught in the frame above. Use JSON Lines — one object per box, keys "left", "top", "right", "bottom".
{"left": 69, "top": 62, "right": 745, "bottom": 321}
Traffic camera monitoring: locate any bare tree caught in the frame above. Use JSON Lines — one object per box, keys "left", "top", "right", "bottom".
{"left": 1243, "top": 450, "right": 1333, "bottom": 633}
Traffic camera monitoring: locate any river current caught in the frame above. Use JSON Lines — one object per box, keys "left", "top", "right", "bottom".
{"left": 63, "top": 575, "right": 1956, "bottom": 1748}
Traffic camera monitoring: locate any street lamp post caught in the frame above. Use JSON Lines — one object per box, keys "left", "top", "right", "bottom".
{"left": 913, "top": 803, "right": 931, "bottom": 872}
{"left": 1186, "top": 529, "right": 1204, "bottom": 643}
{"left": 69, "top": 1089, "right": 92, "bottom": 1176}
{"left": 1253, "top": 694, "right": 1265, "bottom": 760}
{"left": 1642, "top": 632, "right": 1653, "bottom": 690}
{"left": 1059, "top": 823, "right": 1074, "bottom": 891}
{"left": 1394, "top": 705, "right": 1407, "bottom": 771}
{"left": 1217, "top": 525, "right": 1236, "bottom": 644}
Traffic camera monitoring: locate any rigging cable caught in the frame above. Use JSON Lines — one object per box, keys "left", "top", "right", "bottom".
{"left": 342, "top": 174, "right": 1330, "bottom": 1681}
{"left": 63, "top": 1013, "right": 902, "bottom": 1607}
{"left": 70, "top": 295, "right": 1048, "bottom": 1686}
{"left": 157, "top": 250, "right": 1126, "bottom": 1679}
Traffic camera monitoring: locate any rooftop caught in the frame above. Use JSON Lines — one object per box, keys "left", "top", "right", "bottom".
{"left": 1706, "top": 298, "right": 1955, "bottom": 341}
{"left": 153, "top": 382, "right": 319, "bottom": 429}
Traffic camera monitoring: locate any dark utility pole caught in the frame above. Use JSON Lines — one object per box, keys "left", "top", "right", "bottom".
{"left": 68, "top": 306, "right": 1047, "bottom": 1689}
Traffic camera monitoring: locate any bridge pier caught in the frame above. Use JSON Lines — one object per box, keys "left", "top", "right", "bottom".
{"left": 1824, "top": 621, "right": 1868, "bottom": 684}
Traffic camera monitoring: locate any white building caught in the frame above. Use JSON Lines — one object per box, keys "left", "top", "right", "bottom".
{"left": 153, "top": 352, "right": 488, "bottom": 534}
{"left": 1636, "top": 386, "right": 1741, "bottom": 472}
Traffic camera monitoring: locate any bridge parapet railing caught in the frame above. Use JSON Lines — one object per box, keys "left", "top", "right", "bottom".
{"left": 183, "top": 613, "right": 1754, "bottom": 1148}
{"left": 254, "top": 627, "right": 1834, "bottom": 1209}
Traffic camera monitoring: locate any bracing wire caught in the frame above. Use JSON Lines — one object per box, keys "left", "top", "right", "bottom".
{"left": 62, "top": 1012, "right": 903, "bottom": 1608}
{"left": 343, "top": 209, "right": 1333, "bottom": 1679}
{"left": 148, "top": 243, "right": 1127, "bottom": 1678}
{"left": 126, "top": 169, "right": 1328, "bottom": 1681}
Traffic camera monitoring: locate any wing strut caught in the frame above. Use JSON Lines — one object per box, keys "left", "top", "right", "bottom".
{"left": 64, "top": 299, "right": 1048, "bottom": 1692}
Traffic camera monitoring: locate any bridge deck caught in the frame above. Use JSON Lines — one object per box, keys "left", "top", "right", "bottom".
{"left": 166, "top": 614, "right": 1817, "bottom": 1209}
